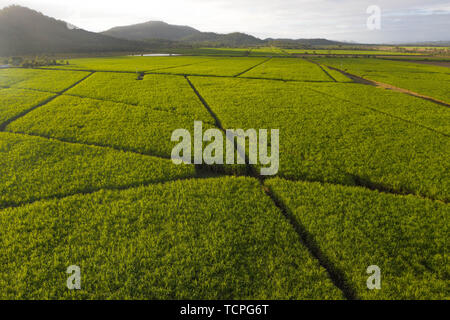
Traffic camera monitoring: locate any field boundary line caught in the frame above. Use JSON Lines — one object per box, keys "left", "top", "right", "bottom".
{"left": 326, "top": 65, "right": 450, "bottom": 108}
{"left": 1, "top": 86, "right": 61, "bottom": 95}
{"left": 239, "top": 76, "right": 333, "bottom": 83}
{"left": 35, "top": 67, "right": 134, "bottom": 74}
{"left": 185, "top": 75, "right": 357, "bottom": 299}
{"left": 26, "top": 66, "right": 335, "bottom": 83}
{"left": 151, "top": 71, "right": 334, "bottom": 82}
{"left": 185, "top": 76, "right": 224, "bottom": 129}
{"left": 185, "top": 74, "right": 449, "bottom": 201}
{"left": 0, "top": 173, "right": 223, "bottom": 212}
{"left": 0, "top": 72, "right": 95, "bottom": 131}
{"left": 145, "top": 57, "right": 228, "bottom": 73}
{"left": 60, "top": 93, "right": 216, "bottom": 125}
{"left": 303, "top": 58, "right": 337, "bottom": 82}
{"left": 306, "top": 86, "right": 450, "bottom": 138}
{"left": 7, "top": 128, "right": 447, "bottom": 206}
{"left": 274, "top": 174, "right": 448, "bottom": 204}
{"left": 379, "top": 58, "right": 450, "bottom": 68}
{"left": 234, "top": 57, "right": 272, "bottom": 77}
{"left": 263, "top": 182, "right": 358, "bottom": 300}
{"left": 0, "top": 95, "right": 58, "bottom": 131}
{"left": 4, "top": 130, "right": 176, "bottom": 161}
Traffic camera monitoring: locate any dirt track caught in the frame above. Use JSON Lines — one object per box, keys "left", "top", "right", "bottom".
{"left": 325, "top": 65, "right": 450, "bottom": 108}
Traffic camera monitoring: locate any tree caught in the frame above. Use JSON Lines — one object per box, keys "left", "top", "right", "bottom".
{"left": 11, "top": 56, "right": 23, "bottom": 66}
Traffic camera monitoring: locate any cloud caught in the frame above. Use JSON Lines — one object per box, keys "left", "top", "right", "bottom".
{"left": 0, "top": 0, "right": 449, "bottom": 43}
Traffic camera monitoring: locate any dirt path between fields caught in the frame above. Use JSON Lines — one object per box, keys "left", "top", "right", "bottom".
{"left": 384, "top": 60, "right": 450, "bottom": 68}
{"left": 325, "top": 65, "right": 450, "bottom": 108}
{"left": 303, "top": 58, "right": 337, "bottom": 82}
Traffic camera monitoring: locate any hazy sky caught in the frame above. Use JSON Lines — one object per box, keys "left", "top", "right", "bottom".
{"left": 1, "top": 0, "right": 449, "bottom": 43}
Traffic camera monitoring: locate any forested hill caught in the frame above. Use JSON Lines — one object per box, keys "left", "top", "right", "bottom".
{"left": 102, "top": 21, "right": 264, "bottom": 46}
{"left": 0, "top": 5, "right": 149, "bottom": 56}
{"left": 102, "top": 21, "right": 203, "bottom": 41}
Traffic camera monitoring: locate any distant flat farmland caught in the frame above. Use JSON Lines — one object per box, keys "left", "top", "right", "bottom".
{"left": 0, "top": 55, "right": 448, "bottom": 300}
{"left": 284, "top": 49, "right": 421, "bottom": 55}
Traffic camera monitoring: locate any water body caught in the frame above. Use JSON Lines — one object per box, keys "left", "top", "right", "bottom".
{"left": 0, "top": 65, "right": 10, "bottom": 68}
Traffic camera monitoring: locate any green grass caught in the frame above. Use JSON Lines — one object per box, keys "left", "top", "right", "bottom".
{"left": 190, "top": 76, "right": 450, "bottom": 201}
{"left": 266, "top": 178, "right": 449, "bottom": 300}
{"left": 0, "top": 132, "right": 195, "bottom": 208}
{"left": 6, "top": 95, "right": 216, "bottom": 158}
{"left": 0, "top": 177, "right": 343, "bottom": 299}
{"left": 242, "top": 58, "right": 331, "bottom": 81}
{"left": 65, "top": 72, "right": 212, "bottom": 120}
{"left": 313, "top": 57, "right": 450, "bottom": 102}
{"left": 0, "top": 88, "right": 55, "bottom": 126}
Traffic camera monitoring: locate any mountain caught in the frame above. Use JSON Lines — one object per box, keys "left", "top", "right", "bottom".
{"left": 0, "top": 5, "right": 149, "bottom": 56}
{"left": 0, "top": 5, "right": 353, "bottom": 56}
{"left": 182, "top": 32, "right": 264, "bottom": 46}
{"left": 103, "top": 21, "right": 264, "bottom": 46}
{"left": 103, "top": 21, "right": 202, "bottom": 41}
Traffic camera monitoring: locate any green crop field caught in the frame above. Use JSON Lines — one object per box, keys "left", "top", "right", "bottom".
{"left": 44, "top": 56, "right": 216, "bottom": 72}
{"left": 0, "top": 132, "right": 195, "bottom": 209}
{"left": 0, "top": 177, "right": 343, "bottom": 299}
{"left": 65, "top": 72, "right": 212, "bottom": 119}
{"left": 0, "top": 68, "right": 91, "bottom": 93}
{"left": 190, "top": 76, "right": 449, "bottom": 201}
{"left": 241, "top": 58, "right": 332, "bottom": 81}
{"left": 155, "top": 57, "right": 268, "bottom": 76}
{"left": 6, "top": 95, "right": 216, "bottom": 158}
{"left": 266, "top": 178, "right": 449, "bottom": 300}
{"left": 284, "top": 49, "right": 421, "bottom": 56}
{"left": 0, "top": 88, "right": 54, "bottom": 125}
{"left": 0, "top": 54, "right": 448, "bottom": 300}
